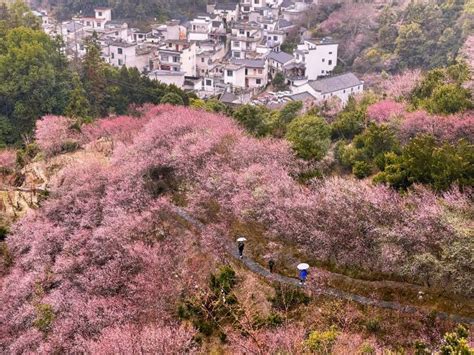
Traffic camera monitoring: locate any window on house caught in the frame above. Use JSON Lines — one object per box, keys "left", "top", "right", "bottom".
{"left": 329, "top": 51, "right": 332, "bottom": 54}
{"left": 328, "top": 60, "right": 332, "bottom": 65}
{"left": 322, "top": 58, "right": 325, "bottom": 62}
{"left": 233, "top": 41, "right": 240, "bottom": 47}
{"left": 258, "top": 69, "right": 263, "bottom": 74}
{"left": 273, "top": 36, "right": 277, "bottom": 41}
{"left": 173, "top": 67, "right": 178, "bottom": 71}
{"left": 118, "top": 59, "right": 123, "bottom": 66}
{"left": 234, "top": 52, "right": 241, "bottom": 58}
{"left": 227, "top": 70, "right": 233, "bottom": 77}
{"left": 245, "top": 68, "right": 248, "bottom": 75}
{"left": 321, "top": 70, "right": 325, "bottom": 74}
{"left": 111, "top": 53, "right": 114, "bottom": 59}
{"left": 206, "top": 79, "right": 212, "bottom": 86}
{"left": 161, "top": 55, "right": 169, "bottom": 61}
{"left": 343, "top": 90, "right": 346, "bottom": 93}
{"left": 173, "top": 56, "right": 179, "bottom": 63}
{"left": 117, "top": 48, "right": 123, "bottom": 54}
{"left": 98, "top": 12, "right": 102, "bottom": 16}
{"left": 201, "top": 58, "right": 205, "bottom": 63}
{"left": 86, "top": 21, "right": 91, "bottom": 26}
{"left": 256, "top": 78, "right": 261, "bottom": 84}
{"left": 239, "top": 29, "right": 245, "bottom": 35}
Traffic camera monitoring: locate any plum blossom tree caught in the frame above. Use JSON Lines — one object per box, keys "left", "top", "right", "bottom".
{"left": 367, "top": 100, "right": 406, "bottom": 123}
{"left": 0, "top": 149, "right": 16, "bottom": 172}
{"left": 35, "top": 116, "right": 79, "bottom": 157}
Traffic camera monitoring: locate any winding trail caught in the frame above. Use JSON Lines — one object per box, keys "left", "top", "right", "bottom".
{"left": 174, "top": 208, "right": 474, "bottom": 325}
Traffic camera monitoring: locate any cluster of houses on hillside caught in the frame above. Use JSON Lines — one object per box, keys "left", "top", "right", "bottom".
{"left": 33, "top": 0, "right": 363, "bottom": 107}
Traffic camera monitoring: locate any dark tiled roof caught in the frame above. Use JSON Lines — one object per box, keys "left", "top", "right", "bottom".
{"left": 215, "top": 2, "right": 239, "bottom": 10}
{"left": 308, "top": 73, "right": 362, "bottom": 94}
{"left": 288, "top": 92, "right": 315, "bottom": 101}
{"left": 232, "top": 58, "right": 266, "bottom": 68}
{"left": 220, "top": 91, "right": 238, "bottom": 103}
{"left": 267, "top": 51, "right": 293, "bottom": 64}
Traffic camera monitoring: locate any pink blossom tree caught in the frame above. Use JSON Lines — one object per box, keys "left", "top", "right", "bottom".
{"left": 35, "top": 116, "right": 79, "bottom": 157}
{"left": 367, "top": 100, "right": 406, "bottom": 123}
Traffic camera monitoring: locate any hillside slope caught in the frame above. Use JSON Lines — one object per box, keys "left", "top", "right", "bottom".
{"left": 1, "top": 105, "right": 472, "bottom": 353}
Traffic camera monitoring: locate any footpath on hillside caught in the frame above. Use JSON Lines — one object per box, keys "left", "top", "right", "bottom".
{"left": 174, "top": 208, "right": 474, "bottom": 325}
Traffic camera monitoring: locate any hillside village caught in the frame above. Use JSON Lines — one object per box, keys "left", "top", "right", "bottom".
{"left": 33, "top": 0, "right": 363, "bottom": 107}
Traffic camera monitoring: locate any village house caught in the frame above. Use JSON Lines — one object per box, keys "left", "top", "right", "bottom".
{"left": 105, "top": 41, "right": 155, "bottom": 72}
{"left": 72, "top": 8, "right": 112, "bottom": 30}
{"left": 156, "top": 39, "right": 197, "bottom": 77}
{"left": 224, "top": 58, "right": 268, "bottom": 90}
{"left": 210, "top": 2, "right": 240, "bottom": 24}
{"left": 291, "top": 72, "right": 364, "bottom": 105}
{"left": 294, "top": 38, "right": 338, "bottom": 81}
{"left": 230, "top": 22, "right": 263, "bottom": 59}
{"left": 188, "top": 16, "right": 213, "bottom": 42}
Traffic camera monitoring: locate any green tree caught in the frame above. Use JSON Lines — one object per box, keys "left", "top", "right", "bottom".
{"left": 395, "top": 23, "right": 427, "bottom": 69}
{"left": 426, "top": 83, "right": 472, "bottom": 114}
{"left": 233, "top": 104, "right": 270, "bottom": 137}
{"left": 286, "top": 115, "right": 331, "bottom": 160}
{"left": 375, "top": 135, "right": 474, "bottom": 191}
{"left": 65, "top": 73, "right": 91, "bottom": 119}
{"left": 81, "top": 34, "right": 107, "bottom": 117}
{"left": 0, "top": 26, "right": 71, "bottom": 139}
{"left": 160, "top": 92, "right": 185, "bottom": 105}
{"left": 272, "top": 72, "right": 287, "bottom": 91}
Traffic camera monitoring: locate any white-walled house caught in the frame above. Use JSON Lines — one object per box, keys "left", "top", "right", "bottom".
{"left": 224, "top": 58, "right": 268, "bottom": 89}
{"left": 188, "top": 16, "right": 212, "bottom": 42}
{"left": 267, "top": 50, "right": 294, "bottom": 77}
{"left": 72, "top": 8, "right": 112, "bottom": 30}
{"left": 157, "top": 40, "right": 197, "bottom": 77}
{"left": 291, "top": 73, "right": 363, "bottom": 105}
{"left": 224, "top": 62, "right": 246, "bottom": 88}
{"left": 106, "top": 41, "right": 154, "bottom": 72}
{"left": 229, "top": 22, "right": 263, "bottom": 59}
{"left": 148, "top": 70, "right": 185, "bottom": 87}
{"left": 212, "top": 3, "right": 240, "bottom": 24}
{"left": 294, "top": 38, "right": 338, "bottom": 81}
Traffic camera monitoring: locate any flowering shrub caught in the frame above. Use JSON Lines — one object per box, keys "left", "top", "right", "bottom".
{"left": 367, "top": 100, "right": 406, "bottom": 123}
{"left": 399, "top": 111, "right": 474, "bottom": 143}
{"left": 35, "top": 116, "right": 79, "bottom": 157}
{"left": 0, "top": 149, "right": 16, "bottom": 172}
{"left": 382, "top": 70, "right": 422, "bottom": 99}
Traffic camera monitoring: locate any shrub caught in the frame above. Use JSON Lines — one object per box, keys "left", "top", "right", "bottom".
{"left": 286, "top": 115, "right": 331, "bottom": 160}
{"left": 33, "top": 304, "right": 55, "bottom": 333}
{"left": 160, "top": 92, "right": 185, "bottom": 106}
{"left": 440, "top": 325, "right": 473, "bottom": 354}
{"left": 353, "top": 161, "right": 372, "bottom": 179}
{"left": 305, "top": 327, "right": 339, "bottom": 354}
{"left": 143, "top": 165, "right": 178, "bottom": 197}
{"left": 270, "top": 284, "right": 310, "bottom": 312}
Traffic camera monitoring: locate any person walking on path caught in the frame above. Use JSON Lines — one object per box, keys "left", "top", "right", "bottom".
{"left": 237, "top": 237, "right": 246, "bottom": 259}
{"left": 268, "top": 259, "right": 275, "bottom": 273}
{"left": 297, "top": 263, "right": 309, "bottom": 286}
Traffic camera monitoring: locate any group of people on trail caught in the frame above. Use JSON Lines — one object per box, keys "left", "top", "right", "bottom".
{"left": 236, "top": 237, "right": 309, "bottom": 285}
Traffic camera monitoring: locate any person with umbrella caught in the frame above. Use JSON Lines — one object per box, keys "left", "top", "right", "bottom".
{"left": 297, "top": 263, "right": 309, "bottom": 285}
{"left": 237, "top": 237, "right": 246, "bottom": 259}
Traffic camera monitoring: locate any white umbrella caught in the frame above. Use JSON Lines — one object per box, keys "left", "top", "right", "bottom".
{"left": 237, "top": 237, "right": 247, "bottom": 242}
{"left": 297, "top": 263, "right": 310, "bottom": 270}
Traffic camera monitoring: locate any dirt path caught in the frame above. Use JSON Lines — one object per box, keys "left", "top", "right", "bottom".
{"left": 174, "top": 208, "right": 474, "bottom": 325}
